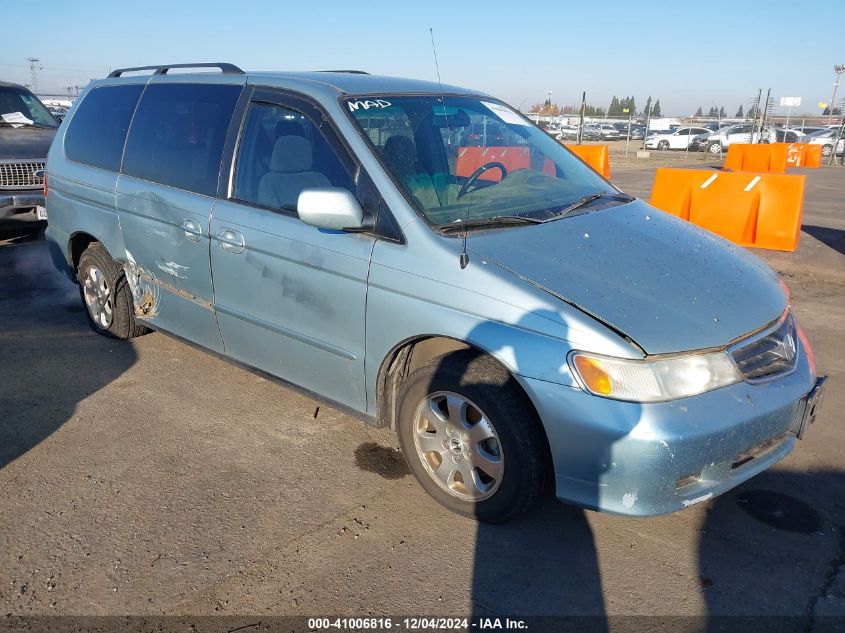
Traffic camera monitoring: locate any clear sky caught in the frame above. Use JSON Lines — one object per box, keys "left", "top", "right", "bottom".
{"left": 2, "top": 0, "right": 843, "bottom": 117}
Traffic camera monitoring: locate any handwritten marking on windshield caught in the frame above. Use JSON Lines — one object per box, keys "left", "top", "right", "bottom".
{"left": 347, "top": 99, "right": 392, "bottom": 112}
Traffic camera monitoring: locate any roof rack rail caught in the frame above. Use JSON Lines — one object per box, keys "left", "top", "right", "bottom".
{"left": 318, "top": 69, "right": 370, "bottom": 75}
{"left": 108, "top": 63, "right": 245, "bottom": 78}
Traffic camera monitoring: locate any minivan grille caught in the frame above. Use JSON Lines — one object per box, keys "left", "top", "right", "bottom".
{"left": 731, "top": 313, "right": 798, "bottom": 381}
{"left": 0, "top": 161, "right": 45, "bottom": 189}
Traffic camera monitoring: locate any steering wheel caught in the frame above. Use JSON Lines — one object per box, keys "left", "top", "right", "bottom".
{"left": 457, "top": 161, "right": 507, "bottom": 199}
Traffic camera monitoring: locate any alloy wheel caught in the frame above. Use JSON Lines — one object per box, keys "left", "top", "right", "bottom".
{"left": 412, "top": 391, "right": 504, "bottom": 501}
{"left": 82, "top": 265, "right": 113, "bottom": 329}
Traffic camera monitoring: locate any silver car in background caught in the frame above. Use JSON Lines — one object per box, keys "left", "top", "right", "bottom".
{"left": 45, "top": 64, "right": 825, "bottom": 522}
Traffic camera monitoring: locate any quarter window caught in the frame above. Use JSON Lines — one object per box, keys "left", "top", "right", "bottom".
{"left": 122, "top": 83, "right": 241, "bottom": 196}
{"left": 233, "top": 101, "right": 353, "bottom": 212}
{"left": 65, "top": 85, "right": 143, "bottom": 171}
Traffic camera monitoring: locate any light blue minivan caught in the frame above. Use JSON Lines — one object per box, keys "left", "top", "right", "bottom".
{"left": 45, "top": 63, "right": 825, "bottom": 522}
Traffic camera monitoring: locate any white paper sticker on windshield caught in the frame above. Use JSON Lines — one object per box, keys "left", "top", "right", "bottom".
{"left": 481, "top": 101, "right": 529, "bottom": 126}
{"left": 1, "top": 112, "right": 34, "bottom": 127}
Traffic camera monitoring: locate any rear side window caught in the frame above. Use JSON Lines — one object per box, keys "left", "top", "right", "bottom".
{"left": 122, "top": 83, "right": 241, "bottom": 196}
{"left": 65, "top": 85, "right": 143, "bottom": 171}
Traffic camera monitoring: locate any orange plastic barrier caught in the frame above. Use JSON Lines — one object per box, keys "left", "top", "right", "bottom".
{"left": 723, "top": 144, "right": 788, "bottom": 173}
{"left": 803, "top": 143, "right": 823, "bottom": 168}
{"left": 783, "top": 143, "right": 805, "bottom": 167}
{"left": 777, "top": 143, "right": 822, "bottom": 168}
{"left": 565, "top": 144, "right": 611, "bottom": 179}
{"left": 649, "top": 168, "right": 805, "bottom": 252}
{"left": 455, "top": 146, "right": 530, "bottom": 182}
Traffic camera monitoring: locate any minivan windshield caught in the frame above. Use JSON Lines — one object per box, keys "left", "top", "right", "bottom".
{"left": 345, "top": 95, "right": 619, "bottom": 227}
{"left": 0, "top": 85, "right": 58, "bottom": 128}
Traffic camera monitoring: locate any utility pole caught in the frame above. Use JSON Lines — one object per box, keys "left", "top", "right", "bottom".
{"left": 26, "top": 57, "right": 42, "bottom": 94}
{"left": 749, "top": 89, "right": 762, "bottom": 143}
{"left": 577, "top": 91, "right": 586, "bottom": 146}
{"left": 829, "top": 65, "right": 845, "bottom": 124}
{"left": 759, "top": 89, "right": 772, "bottom": 143}
{"left": 829, "top": 98, "right": 845, "bottom": 166}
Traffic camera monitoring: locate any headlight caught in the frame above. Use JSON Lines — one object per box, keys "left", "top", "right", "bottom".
{"left": 569, "top": 350, "right": 741, "bottom": 402}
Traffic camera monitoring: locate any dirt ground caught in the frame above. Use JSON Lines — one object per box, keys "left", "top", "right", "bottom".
{"left": 0, "top": 154, "right": 843, "bottom": 631}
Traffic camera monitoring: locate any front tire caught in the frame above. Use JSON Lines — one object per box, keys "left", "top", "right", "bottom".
{"left": 396, "top": 351, "right": 550, "bottom": 523}
{"left": 822, "top": 144, "right": 833, "bottom": 157}
{"left": 657, "top": 140, "right": 670, "bottom": 150}
{"left": 708, "top": 141, "right": 723, "bottom": 154}
{"left": 77, "top": 242, "right": 149, "bottom": 340}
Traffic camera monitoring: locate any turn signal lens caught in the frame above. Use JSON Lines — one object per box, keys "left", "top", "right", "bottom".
{"left": 573, "top": 355, "right": 612, "bottom": 395}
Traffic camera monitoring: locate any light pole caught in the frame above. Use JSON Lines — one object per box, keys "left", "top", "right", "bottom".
{"left": 26, "top": 57, "right": 41, "bottom": 94}
{"left": 829, "top": 65, "right": 845, "bottom": 125}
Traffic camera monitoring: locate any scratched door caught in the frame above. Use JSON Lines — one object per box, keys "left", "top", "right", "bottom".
{"left": 209, "top": 95, "right": 376, "bottom": 412}
{"left": 116, "top": 80, "right": 244, "bottom": 352}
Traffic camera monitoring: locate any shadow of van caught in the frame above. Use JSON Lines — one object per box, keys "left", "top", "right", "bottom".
{"left": 699, "top": 468, "right": 845, "bottom": 631}
{"left": 414, "top": 309, "right": 639, "bottom": 629}
{"left": 0, "top": 239, "right": 137, "bottom": 468}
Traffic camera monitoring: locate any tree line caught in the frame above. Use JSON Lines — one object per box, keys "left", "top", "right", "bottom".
{"left": 530, "top": 96, "right": 769, "bottom": 119}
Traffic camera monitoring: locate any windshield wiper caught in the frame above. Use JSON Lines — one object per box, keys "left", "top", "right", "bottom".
{"left": 440, "top": 214, "right": 544, "bottom": 234}
{"left": 544, "top": 191, "right": 634, "bottom": 221}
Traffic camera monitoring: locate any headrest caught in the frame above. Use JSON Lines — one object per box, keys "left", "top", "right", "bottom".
{"left": 271, "top": 135, "right": 313, "bottom": 173}
{"left": 275, "top": 120, "right": 305, "bottom": 138}
{"left": 382, "top": 135, "right": 416, "bottom": 177}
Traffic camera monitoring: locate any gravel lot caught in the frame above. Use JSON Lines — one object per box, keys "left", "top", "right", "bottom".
{"left": 1, "top": 157, "right": 843, "bottom": 629}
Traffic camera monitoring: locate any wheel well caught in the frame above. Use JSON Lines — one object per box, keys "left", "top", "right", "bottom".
{"left": 376, "top": 336, "right": 543, "bottom": 434}
{"left": 69, "top": 233, "right": 98, "bottom": 273}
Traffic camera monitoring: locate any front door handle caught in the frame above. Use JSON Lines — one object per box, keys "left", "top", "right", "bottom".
{"left": 182, "top": 219, "right": 203, "bottom": 242}
{"left": 217, "top": 228, "right": 246, "bottom": 254}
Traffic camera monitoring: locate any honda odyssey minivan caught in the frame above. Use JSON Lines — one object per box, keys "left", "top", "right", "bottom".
{"left": 45, "top": 63, "right": 825, "bottom": 522}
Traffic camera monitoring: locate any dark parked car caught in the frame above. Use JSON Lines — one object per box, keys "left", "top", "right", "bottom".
{"left": 0, "top": 81, "right": 58, "bottom": 223}
{"left": 47, "top": 105, "right": 69, "bottom": 122}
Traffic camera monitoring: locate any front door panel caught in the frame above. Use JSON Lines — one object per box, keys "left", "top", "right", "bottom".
{"left": 210, "top": 200, "right": 374, "bottom": 409}
{"left": 209, "top": 91, "right": 377, "bottom": 411}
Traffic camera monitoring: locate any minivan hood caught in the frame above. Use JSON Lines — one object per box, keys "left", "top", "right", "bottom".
{"left": 0, "top": 126, "right": 56, "bottom": 160}
{"left": 470, "top": 200, "right": 786, "bottom": 354}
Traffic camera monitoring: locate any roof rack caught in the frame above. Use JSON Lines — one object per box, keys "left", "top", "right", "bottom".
{"left": 318, "top": 70, "right": 370, "bottom": 75}
{"left": 108, "top": 63, "right": 245, "bottom": 78}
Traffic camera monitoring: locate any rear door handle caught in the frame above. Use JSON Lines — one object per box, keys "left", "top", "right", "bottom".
{"left": 217, "top": 228, "right": 245, "bottom": 254}
{"left": 182, "top": 219, "right": 203, "bottom": 242}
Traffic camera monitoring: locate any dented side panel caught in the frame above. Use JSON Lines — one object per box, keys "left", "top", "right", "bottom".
{"left": 209, "top": 199, "right": 375, "bottom": 412}
{"left": 115, "top": 175, "right": 224, "bottom": 353}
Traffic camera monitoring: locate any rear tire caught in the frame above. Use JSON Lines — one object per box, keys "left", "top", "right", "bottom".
{"left": 396, "top": 350, "right": 550, "bottom": 523}
{"left": 77, "top": 242, "right": 149, "bottom": 340}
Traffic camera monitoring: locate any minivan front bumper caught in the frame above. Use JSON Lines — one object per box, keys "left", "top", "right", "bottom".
{"left": 521, "top": 343, "right": 819, "bottom": 516}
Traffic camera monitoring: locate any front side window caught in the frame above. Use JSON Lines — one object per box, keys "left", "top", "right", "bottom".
{"left": 0, "top": 86, "right": 57, "bottom": 128}
{"left": 122, "top": 83, "right": 241, "bottom": 196}
{"left": 65, "top": 85, "right": 143, "bottom": 171}
{"left": 345, "top": 95, "right": 616, "bottom": 227}
{"left": 233, "top": 101, "right": 353, "bottom": 212}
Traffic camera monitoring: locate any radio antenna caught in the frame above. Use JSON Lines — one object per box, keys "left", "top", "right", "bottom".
{"left": 430, "top": 27, "right": 469, "bottom": 269}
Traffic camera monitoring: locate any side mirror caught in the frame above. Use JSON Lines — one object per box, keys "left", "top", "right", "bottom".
{"left": 297, "top": 187, "right": 364, "bottom": 231}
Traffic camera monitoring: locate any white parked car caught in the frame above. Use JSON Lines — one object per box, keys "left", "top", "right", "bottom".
{"left": 702, "top": 124, "right": 776, "bottom": 153}
{"left": 554, "top": 124, "right": 580, "bottom": 141}
{"left": 584, "top": 123, "right": 622, "bottom": 140}
{"left": 644, "top": 127, "right": 711, "bottom": 150}
{"left": 799, "top": 128, "right": 845, "bottom": 156}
